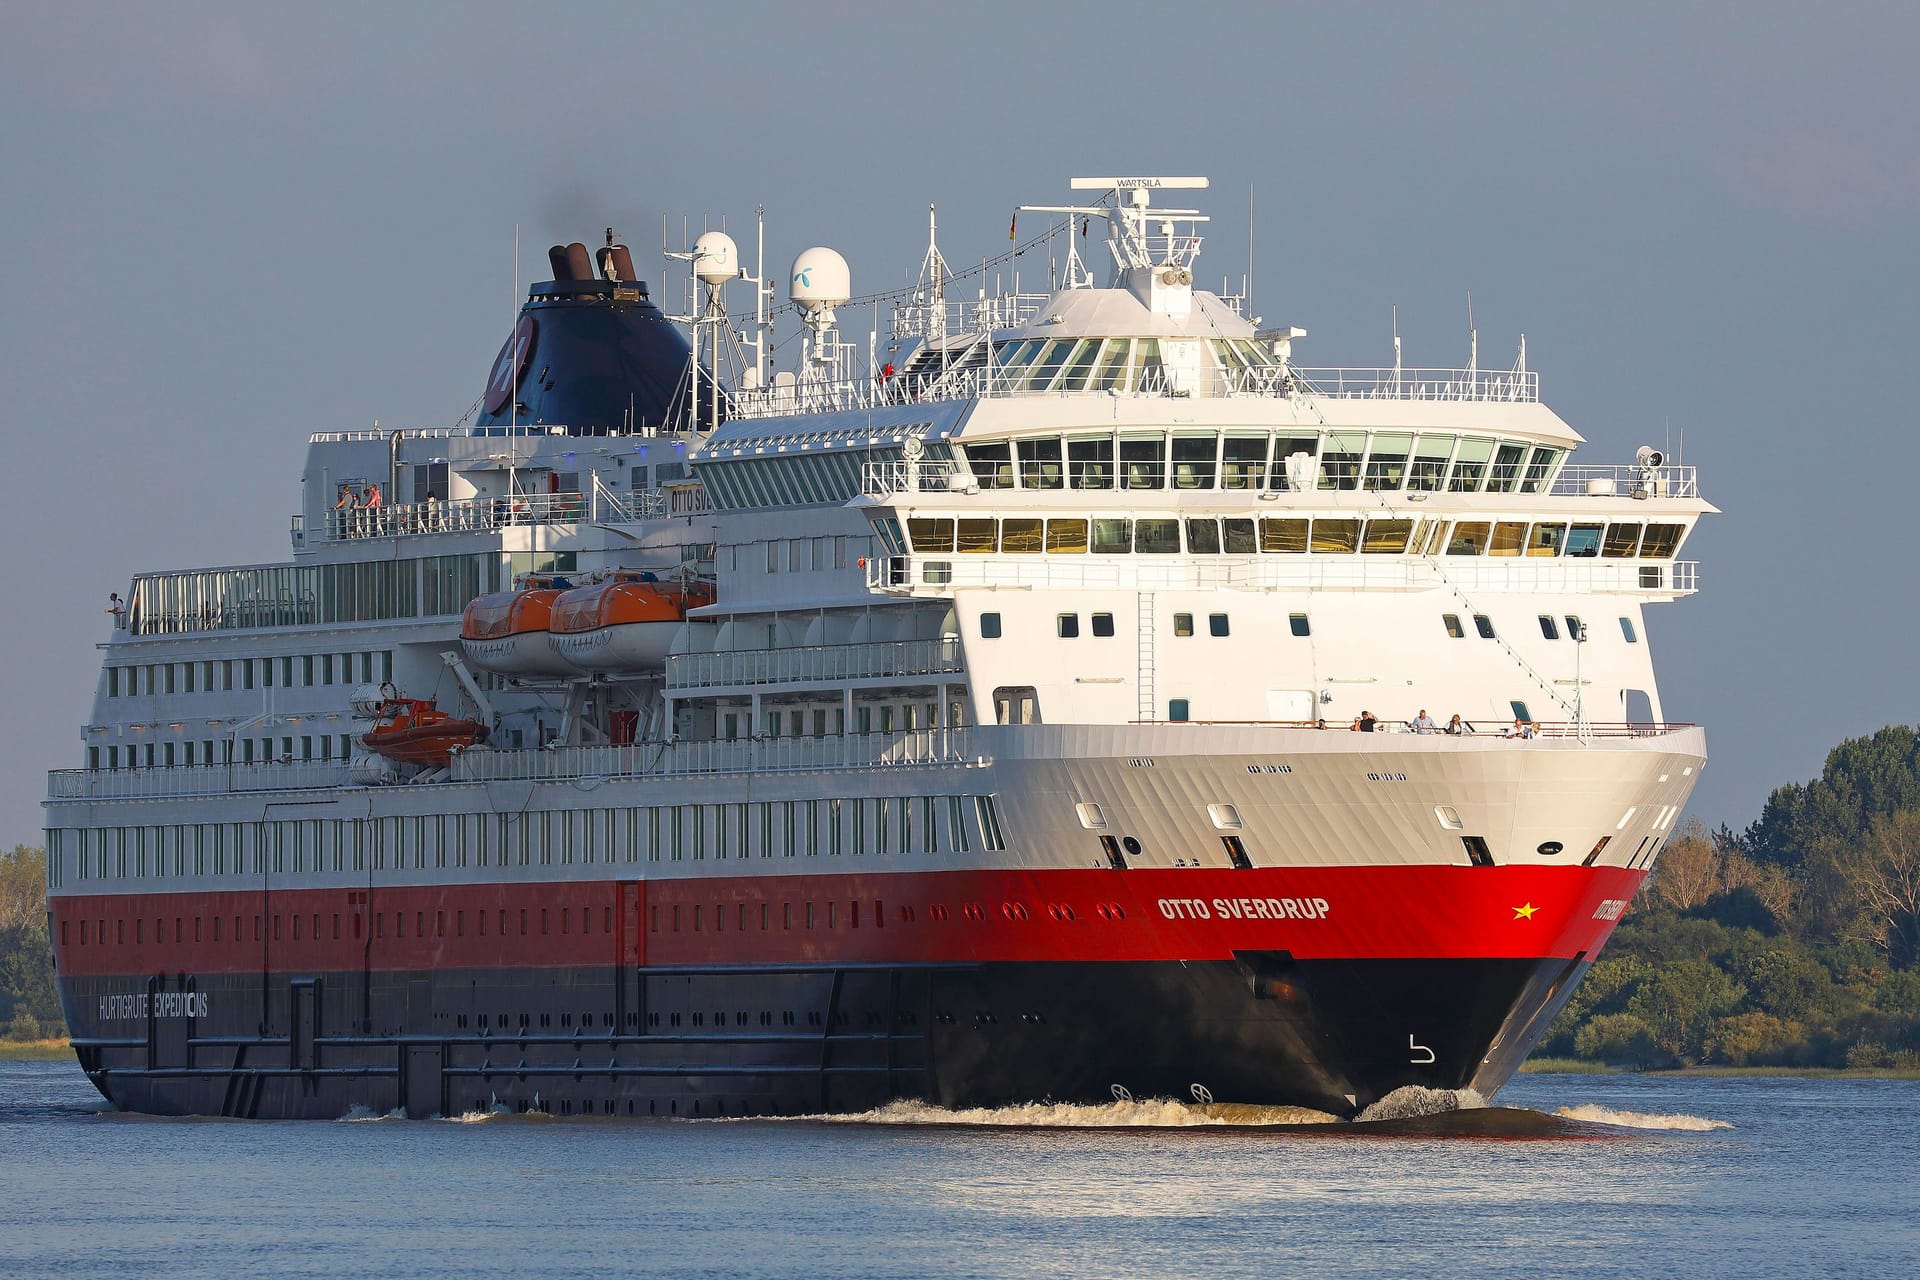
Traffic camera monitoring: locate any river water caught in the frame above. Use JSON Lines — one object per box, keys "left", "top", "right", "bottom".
{"left": 0, "top": 1059, "right": 1911, "bottom": 1279}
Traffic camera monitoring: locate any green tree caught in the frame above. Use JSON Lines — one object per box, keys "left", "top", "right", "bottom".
{"left": 1626, "top": 959, "right": 1745, "bottom": 1063}
{"left": 0, "top": 846, "right": 62, "bottom": 1038}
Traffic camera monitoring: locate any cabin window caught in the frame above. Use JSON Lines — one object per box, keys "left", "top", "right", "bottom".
{"left": 1620, "top": 617, "right": 1639, "bottom": 643}
{"left": 1474, "top": 614, "right": 1496, "bottom": 639}
{"left": 1442, "top": 614, "right": 1464, "bottom": 638}
{"left": 1000, "top": 519, "right": 1043, "bottom": 553}
{"left": 1067, "top": 438, "right": 1114, "bottom": 489}
{"left": 1309, "top": 519, "right": 1359, "bottom": 554}
{"left": 1260, "top": 518, "right": 1308, "bottom": 554}
{"left": 1289, "top": 613, "right": 1311, "bottom": 637}
{"left": 1134, "top": 519, "right": 1180, "bottom": 554}
{"left": 979, "top": 613, "right": 1002, "bottom": 639}
{"left": 1057, "top": 614, "right": 1080, "bottom": 639}
{"left": 1209, "top": 613, "right": 1230, "bottom": 637}
{"left": 1173, "top": 613, "right": 1194, "bottom": 638}
{"left": 1045, "top": 519, "right": 1088, "bottom": 553}
{"left": 1603, "top": 523, "right": 1642, "bottom": 557}
{"left": 1120, "top": 437, "right": 1165, "bottom": 489}
{"left": 1090, "top": 518, "right": 1131, "bottom": 553}
{"left": 1640, "top": 524, "right": 1684, "bottom": 558}
{"left": 1168, "top": 699, "right": 1191, "bottom": 722}
{"left": 1527, "top": 523, "right": 1567, "bottom": 556}
{"left": 956, "top": 519, "right": 998, "bottom": 554}
{"left": 1539, "top": 615, "right": 1560, "bottom": 640}
{"left": 1362, "top": 519, "right": 1413, "bottom": 554}
{"left": 1171, "top": 437, "right": 1216, "bottom": 489}
{"left": 1092, "top": 613, "right": 1115, "bottom": 637}
{"left": 908, "top": 518, "right": 955, "bottom": 552}
{"left": 1017, "top": 438, "right": 1064, "bottom": 489}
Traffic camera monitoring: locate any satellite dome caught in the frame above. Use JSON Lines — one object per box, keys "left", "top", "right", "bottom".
{"left": 790, "top": 247, "right": 851, "bottom": 317}
{"left": 693, "top": 231, "right": 738, "bottom": 285}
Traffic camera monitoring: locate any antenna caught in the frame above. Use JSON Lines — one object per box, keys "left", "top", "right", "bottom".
{"left": 1392, "top": 305, "right": 1402, "bottom": 392}
{"left": 1467, "top": 293, "right": 1478, "bottom": 384}
{"left": 510, "top": 223, "right": 518, "bottom": 505}
{"left": 1247, "top": 180, "right": 1255, "bottom": 313}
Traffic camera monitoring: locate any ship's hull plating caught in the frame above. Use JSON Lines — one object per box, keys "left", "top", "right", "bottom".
{"left": 62, "top": 950, "right": 1587, "bottom": 1120}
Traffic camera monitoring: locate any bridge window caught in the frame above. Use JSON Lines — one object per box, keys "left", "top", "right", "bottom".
{"left": 1134, "top": 519, "right": 1180, "bottom": 554}
{"left": 1120, "top": 436, "right": 1165, "bottom": 489}
{"left": 1488, "top": 522, "right": 1527, "bottom": 556}
{"left": 1000, "top": 518, "right": 1043, "bottom": 553}
{"left": 1408, "top": 434, "right": 1454, "bottom": 490}
{"left": 1222, "top": 519, "right": 1256, "bottom": 554}
{"left": 1487, "top": 443, "right": 1528, "bottom": 492}
{"left": 1318, "top": 432, "right": 1364, "bottom": 490}
{"left": 1519, "top": 447, "right": 1563, "bottom": 492}
{"left": 1186, "top": 519, "right": 1221, "bottom": 554}
{"left": 1045, "top": 519, "right": 1088, "bottom": 553}
{"left": 1448, "top": 437, "right": 1495, "bottom": 491}
{"left": 1090, "top": 518, "right": 1131, "bottom": 553}
{"left": 1309, "top": 519, "right": 1359, "bottom": 554}
{"left": 1527, "top": 523, "right": 1567, "bottom": 556}
{"left": 963, "top": 442, "right": 1014, "bottom": 490}
{"left": 1171, "top": 437, "right": 1217, "bottom": 489}
{"left": 1068, "top": 438, "right": 1113, "bottom": 489}
{"left": 1017, "top": 438, "right": 1064, "bottom": 489}
{"left": 1221, "top": 436, "right": 1268, "bottom": 489}
{"left": 957, "top": 519, "right": 998, "bottom": 554}
{"left": 1603, "top": 523, "right": 1642, "bottom": 557}
{"left": 1260, "top": 518, "right": 1309, "bottom": 554}
{"left": 1362, "top": 519, "right": 1413, "bottom": 553}
{"left": 1269, "top": 434, "right": 1320, "bottom": 490}
{"left": 907, "top": 518, "right": 955, "bottom": 552}
{"left": 1566, "top": 524, "right": 1604, "bottom": 557}
{"left": 1640, "top": 524, "right": 1684, "bottom": 558}
{"left": 1363, "top": 432, "right": 1412, "bottom": 490}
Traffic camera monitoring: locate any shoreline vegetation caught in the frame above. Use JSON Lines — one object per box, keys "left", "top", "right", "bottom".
{"left": 2, "top": 725, "right": 1918, "bottom": 1073}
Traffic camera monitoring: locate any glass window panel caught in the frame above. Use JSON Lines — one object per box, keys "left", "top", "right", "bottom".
{"left": 1027, "top": 340, "right": 1077, "bottom": 389}
{"left": 1408, "top": 434, "right": 1454, "bottom": 491}
{"left": 1000, "top": 518, "right": 1044, "bottom": 553}
{"left": 1090, "top": 339, "right": 1132, "bottom": 390}
{"left": 1442, "top": 614, "right": 1465, "bottom": 638}
{"left": 1221, "top": 437, "right": 1268, "bottom": 490}
{"left": 1565, "top": 524, "right": 1604, "bottom": 557}
{"left": 1260, "top": 518, "right": 1309, "bottom": 553}
{"left": 1448, "top": 437, "right": 1495, "bottom": 491}
{"left": 1488, "top": 522, "right": 1528, "bottom": 556}
{"left": 907, "top": 518, "right": 954, "bottom": 552}
{"left": 1131, "top": 338, "right": 1162, "bottom": 391}
{"left": 1222, "top": 518, "right": 1257, "bottom": 555}
{"left": 1447, "top": 522, "right": 1491, "bottom": 555}
{"left": 956, "top": 519, "right": 998, "bottom": 553}
{"left": 994, "top": 339, "right": 1041, "bottom": 373}
{"left": 1120, "top": 436, "right": 1165, "bottom": 490}
{"left": 1067, "top": 438, "right": 1113, "bottom": 489}
{"left": 1310, "top": 519, "right": 1360, "bottom": 553}
{"left": 1603, "top": 523, "right": 1643, "bottom": 557}
{"left": 1045, "top": 519, "right": 1088, "bottom": 554}
{"left": 1318, "top": 432, "right": 1364, "bottom": 490}
{"left": 1185, "top": 519, "right": 1220, "bottom": 554}
{"left": 1268, "top": 435, "right": 1320, "bottom": 491}
{"left": 1059, "top": 339, "right": 1102, "bottom": 390}
{"left": 1519, "top": 447, "right": 1563, "bottom": 493}
{"left": 1527, "top": 523, "right": 1567, "bottom": 556}
{"left": 1487, "top": 443, "right": 1528, "bottom": 492}
{"left": 1134, "top": 519, "right": 1180, "bottom": 553}
{"left": 1640, "top": 523, "right": 1684, "bottom": 558}
{"left": 1170, "top": 437, "right": 1217, "bottom": 490}
{"left": 964, "top": 442, "right": 1014, "bottom": 490}
{"left": 1363, "top": 432, "right": 1412, "bottom": 490}
{"left": 1362, "top": 518, "right": 1414, "bottom": 553}
{"left": 1090, "top": 518, "right": 1131, "bottom": 553}
{"left": 1017, "top": 438, "right": 1064, "bottom": 489}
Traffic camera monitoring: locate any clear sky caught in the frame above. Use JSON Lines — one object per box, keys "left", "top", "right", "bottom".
{"left": 1, "top": 1, "right": 1914, "bottom": 845}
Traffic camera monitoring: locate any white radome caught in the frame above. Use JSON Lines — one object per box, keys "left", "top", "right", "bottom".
{"left": 693, "top": 231, "right": 738, "bottom": 285}
{"left": 789, "top": 246, "right": 850, "bottom": 317}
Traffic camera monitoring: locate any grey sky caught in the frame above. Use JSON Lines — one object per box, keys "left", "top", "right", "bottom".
{"left": 2, "top": 1, "right": 1915, "bottom": 845}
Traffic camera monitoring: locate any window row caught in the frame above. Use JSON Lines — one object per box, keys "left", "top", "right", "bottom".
{"left": 980, "top": 611, "right": 1269, "bottom": 640}
{"left": 961, "top": 431, "right": 1564, "bottom": 494}
{"left": 47, "top": 794, "right": 1010, "bottom": 884}
{"left": 699, "top": 447, "right": 893, "bottom": 511}
{"left": 128, "top": 552, "right": 502, "bottom": 636}
{"left": 1441, "top": 612, "right": 1639, "bottom": 643}
{"left": 89, "top": 734, "right": 357, "bottom": 772}
{"left": 903, "top": 516, "right": 1685, "bottom": 559}
{"left": 106, "top": 650, "right": 392, "bottom": 700}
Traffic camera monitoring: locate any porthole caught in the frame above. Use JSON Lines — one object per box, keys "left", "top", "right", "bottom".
{"left": 1537, "top": 841, "right": 1565, "bottom": 856}
{"left": 1121, "top": 835, "right": 1142, "bottom": 856}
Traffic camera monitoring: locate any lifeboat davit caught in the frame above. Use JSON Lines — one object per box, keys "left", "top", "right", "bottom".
{"left": 460, "top": 577, "right": 577, "bottom": 677}
{"left": 356, "top": 697, "right": 488, "bottom": 769}
{"left": 549, "top": 575, "right": 715, "bottom": 673}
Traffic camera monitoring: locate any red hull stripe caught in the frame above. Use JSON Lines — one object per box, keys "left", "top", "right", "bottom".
{"left": 49, "top": 865, "right": 1644, "bottom": 978}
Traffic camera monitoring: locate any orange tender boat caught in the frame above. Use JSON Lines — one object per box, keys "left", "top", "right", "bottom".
{"left": 549, "top": 576, "right": 715, "bottom": 673}
{"left": 459, "top": 576, "right": 577, "bottom": 676}
{"left": 356, "top": 698, "right": 488, "bottom": 768}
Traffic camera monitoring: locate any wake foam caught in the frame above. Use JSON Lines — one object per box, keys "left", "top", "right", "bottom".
{"left": 754, "top": 1097, "right": 1341, "bottom": 1128}
{"left": 1355, "top": 1085, "right": 1486, "bottom": 1123}
{"left": 1554, "top": 1104, "right": 1732, "bottom": 1131}
{"left": 337, "top": 1105, "right": 407, "bottom": 1122}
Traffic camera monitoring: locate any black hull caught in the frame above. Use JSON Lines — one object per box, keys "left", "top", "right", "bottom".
{"left": 62, "top": 954, "right": 1588, "bottom": 1120}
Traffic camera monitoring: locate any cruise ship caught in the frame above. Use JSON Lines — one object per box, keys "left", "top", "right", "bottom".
{"left": 44, "top": 177, "right": 1711, "bottom": 1119}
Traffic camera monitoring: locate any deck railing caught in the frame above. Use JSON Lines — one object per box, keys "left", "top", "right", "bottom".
{"left": 48, "top": 759, "right": 351, "bottom": 800}
{"left": 451, "top": 728, "right": 984, "bottom": 783}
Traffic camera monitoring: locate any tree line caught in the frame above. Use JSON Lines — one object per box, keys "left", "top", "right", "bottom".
{"left": 1543, "top": 724, "right": 1920, "bottom": 1068}
{"left": 1, "top": 845, "right": 62, "bottom": 1041}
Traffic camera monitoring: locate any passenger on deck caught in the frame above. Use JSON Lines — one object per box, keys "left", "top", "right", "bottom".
{"left": 1313, "top": 718, "right": 1328, "bottom": 730}
{"left": 106, "top": 592, "right": 124, "bottom": 623}
{"left": 1358, "top": 711, "right": 1378, "bottom": 733}
{"left": 1410, "top": 710, "right": 1437, "bottom": 734}
{"left": 1505, "top": 718, "right": 1537, "bottom": 739}
{"left": 1445, "top": 714, "right": 1468, "bottom": 736}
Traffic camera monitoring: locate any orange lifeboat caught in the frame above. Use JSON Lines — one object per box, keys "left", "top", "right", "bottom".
{"left": 356, "top": 697, "right": 488, "bottom": 768}
{"left": 549, "top": 575, "right": 715, "bottom": 673}
{"left": 460, "top": 576, "right": 578, "bottom": 677}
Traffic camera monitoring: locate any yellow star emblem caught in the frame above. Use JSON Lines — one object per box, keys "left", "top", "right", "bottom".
{"left": 1512, "top": 903, "right": 1539, "bottom": 921}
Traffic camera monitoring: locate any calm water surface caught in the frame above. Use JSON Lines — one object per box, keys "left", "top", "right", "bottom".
{"left": 0, "top": 1059, "right": 1912, "bottom": 1279}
